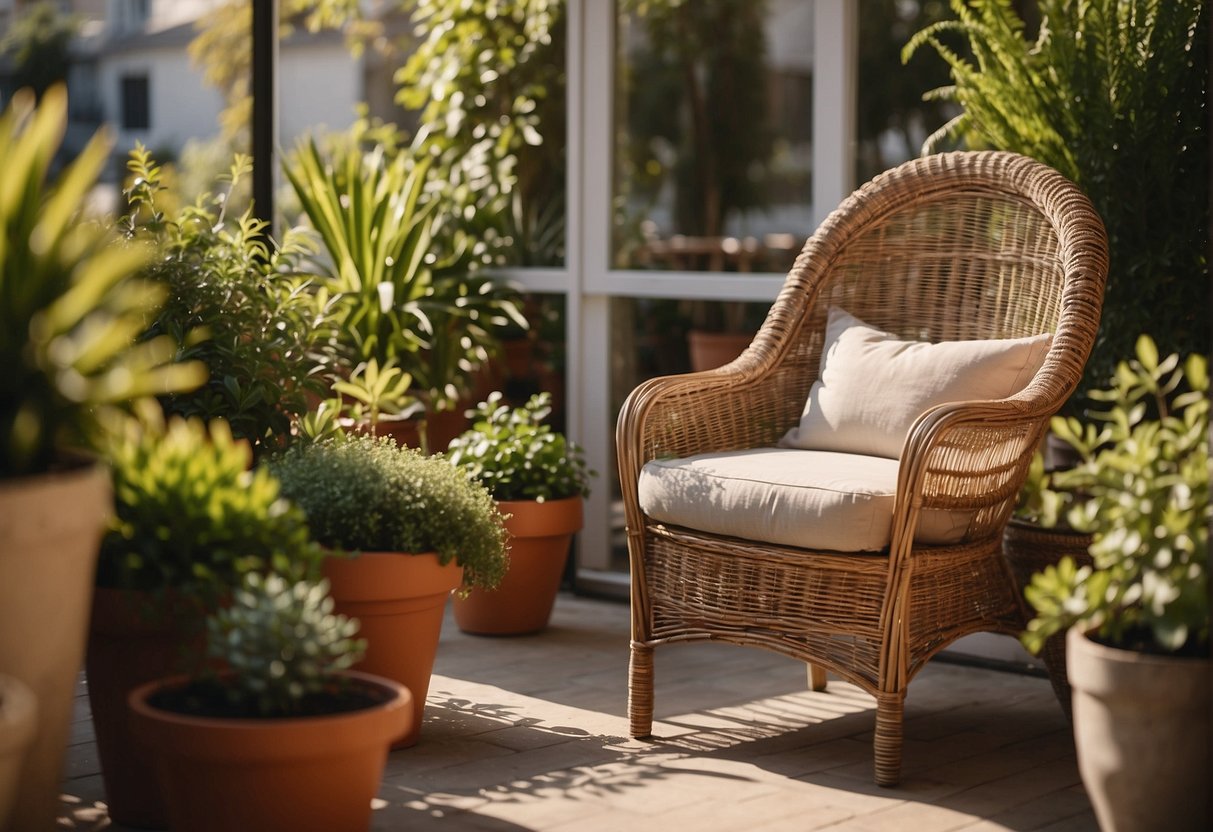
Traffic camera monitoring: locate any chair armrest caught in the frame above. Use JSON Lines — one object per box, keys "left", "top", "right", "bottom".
{"left": 616, "top": 346, "right": 810, "bottom": 500}
{"left": 892, "top": 398, "right": 1053, "bottom": 553}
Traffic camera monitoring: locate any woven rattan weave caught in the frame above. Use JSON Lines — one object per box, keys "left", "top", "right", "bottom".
{"left": 616, "top": 151, "right": 1108, "bottom": 786}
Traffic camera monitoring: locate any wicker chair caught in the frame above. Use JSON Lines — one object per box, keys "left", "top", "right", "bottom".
{"left": 616, "top": 151, "right": 1108, "bottom": 787}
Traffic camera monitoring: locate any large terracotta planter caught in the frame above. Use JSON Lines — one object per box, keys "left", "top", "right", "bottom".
{"left": 323, "top": 552, "right": 462, "bottom": 747}
{"left": 85, "top": 589, "right": 204, "bottom": 829}
{"left": 0, "top": 675, "right": 37, "bottom": 831}
{"left": 454, "top": 497, "right": 583, "bottom": 636}
{"left": 129, "top": 670, "right": 410, "bottom": 832}
{"left": 1002, "top": 519, "right": 1093, "bottom": 720}
{"left": 1067, "top": 627, "right": 1210, "bottom": 832}
{"left": 0, "top": 463, "right": 110, "bottom": 832}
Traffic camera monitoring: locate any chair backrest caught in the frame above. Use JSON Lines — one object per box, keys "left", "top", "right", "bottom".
{"left": 756, "top": 151, "right": 1108, "bottom": 434}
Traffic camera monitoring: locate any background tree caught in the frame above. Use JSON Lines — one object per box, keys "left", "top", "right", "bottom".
{"left": 0, "top": 1, "right": 80, "bottom": 101}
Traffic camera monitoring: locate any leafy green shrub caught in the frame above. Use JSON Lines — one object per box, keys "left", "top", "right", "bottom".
{"left": 204, "top": 573, "right": 366, "bottom": 717}
{"left": 1, "top": 87, "right": 203, "bottom": 477}
{"left": 903, "top": 0, "right": 1208, "bottom": 408}
{"left": 1023, "top": 336, "right": 1209, "bottom": 656}
{"left": 446, "top": 392, "right": 592, "bottom": 502}
{"left": 269, "top": 434, "right": 509, "bottom": 592}
{"left": 123, "top": 146, "right": 337, "bottom": 458}
{"left": 97, "top": 412, "right": 324, "bottom": 600}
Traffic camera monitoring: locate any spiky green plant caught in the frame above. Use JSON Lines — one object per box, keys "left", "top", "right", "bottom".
{"left": 0, "top": 86, "right": 204, "bottom": 477}
{"left": 205, "top": 573, "right": 366, "bottom": 717}
{"left": 903, "top": 0, "right": 1208, "bottom": 408}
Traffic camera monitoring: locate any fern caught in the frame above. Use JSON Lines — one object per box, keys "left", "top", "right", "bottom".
{"left": 905, "top": 0, "right": 1208, "bottom": 408}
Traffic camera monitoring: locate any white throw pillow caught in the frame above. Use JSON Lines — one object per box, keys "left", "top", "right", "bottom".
{"left": 778, "top": 307, "right": 1052, "bottom": 459}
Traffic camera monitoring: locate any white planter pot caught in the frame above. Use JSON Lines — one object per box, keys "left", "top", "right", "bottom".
{"left": 1067, "top": 627, "right": 1210, "bottom": 832}
{"left": 0, "top": 464, "right": 110, "bottom": 832}
{"left": 0, "top": 675, "right": 37, "bottom": 831}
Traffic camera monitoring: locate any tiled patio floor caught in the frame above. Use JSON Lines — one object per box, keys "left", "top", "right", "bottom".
{"left": 60, "top": 593, "right": 1097, "bottom": 831}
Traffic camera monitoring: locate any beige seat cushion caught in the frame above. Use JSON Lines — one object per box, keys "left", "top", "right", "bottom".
{"left": 638, "top": 448, "right": 973, "bottom": 552}
{"left": 778, "top": 307, "right": 1052, "bottom": 459}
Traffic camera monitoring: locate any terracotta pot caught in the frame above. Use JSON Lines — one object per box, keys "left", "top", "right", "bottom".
{"left": 364, "top": 408, "right": 470, "bottom": 455}
{"left": 0, "top": 463, "right": 110, "bottom": 832}
{"left": 454, "top": 497, "right": 583, "bottom": 636}
{"left": 1001, "top": 519, "right": 1093, "bottom": 721}
{"left": 322, "top": 552, "right": 462, "bottom": 747}
{"left": 85, "top": 589, "right": 205, "bottom": 829}
{"left": 129, "top": 671, "right": 410, "bottom": 832}
{"left": 0, "top": 675, "right": 37, "bottom": 832}
{"left": 687, "top": 330, "right": 752, "bottom": 372}
{"left": 1067, "top": 627, "right": 1210, "bottom": 832}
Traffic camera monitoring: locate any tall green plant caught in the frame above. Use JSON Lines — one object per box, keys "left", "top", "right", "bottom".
{"left": 903, "top": 0, "right": 1208, "bottom": 408}
{"left": 124, "top": 147, "right": 335, "bottom": 457}
{"left": 284, "top": 134, "right": 526, "bottom": 449}
{"left": 0, "top": 87, "right": 203, "bottom": 477}
{"left": 395, "top": 0, "right": 567, "bottom": 266}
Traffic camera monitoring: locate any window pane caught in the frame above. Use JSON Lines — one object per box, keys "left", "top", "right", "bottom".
{"left": 120, "top": 74, "right": 149, "bottom": 130}
{"left": 855, "top": 0, "right": 956, "bottom": 183}
{"left": 612, "top": 0, "right": 814, "bottom": 274}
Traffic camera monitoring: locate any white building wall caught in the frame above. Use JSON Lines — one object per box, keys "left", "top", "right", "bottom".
{"left": 99, "top": 46, "right": 225, "bottom": 155}
{"left": 279, "top": 42, "right": 362, "bottom": 146}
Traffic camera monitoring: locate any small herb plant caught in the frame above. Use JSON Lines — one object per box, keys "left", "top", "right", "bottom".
{"left": 97, "top": 411, "right": 325, "bottom": 602}
{"left": 1023, "top": 336, "right": 1209, "bottom": 657}
{"left": 200, "top": 573, "right": 366, "bottom": 718}
{"left": 269, "top": 434, "right": 509, "bottom": 593}
{"left": 446, "top": 392, "right": 593, "bottom": 502}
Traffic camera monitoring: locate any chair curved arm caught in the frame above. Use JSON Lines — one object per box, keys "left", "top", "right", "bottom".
{"left": 889, "top": 396, "right": 1056, "bottom": 564}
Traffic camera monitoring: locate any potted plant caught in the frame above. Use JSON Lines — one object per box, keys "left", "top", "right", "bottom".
{"left": 88, "top": 411, "right": 325, "bottom": 828}
{"left": 1023, "top": 336, "right": 1209, "bottom": 832}
{"left": 283, "top": 130, "right": 526, "bottom": 453}
{"left": 129, "top": 572, "right": 410, "bottom": 832}
{"left": 1001, "top": 452, "right": 1094, "bottom": 721}
{"left": 268, "top": 434, "right": 509, "bottom": 745}
{"left": 446, "top": 392, "right": 593, "bottom": 635}
{"left": 122, "top": 145, "right": 340, "bottom": 460}
{"left": 0, "top": 86, "right": 203, "bottom": 832}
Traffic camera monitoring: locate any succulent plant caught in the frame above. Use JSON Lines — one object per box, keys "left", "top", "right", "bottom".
{"left": 446, "top": 392, "right": 593, "bottom": 502}
{"left": 205, "top": 573, "right": 366, "bottom": 717}
{"left": 268, "top": 434, "right": 510, "bottom": 592}
{"left": 97, "top": 410, "right": 325, "bottom": 601}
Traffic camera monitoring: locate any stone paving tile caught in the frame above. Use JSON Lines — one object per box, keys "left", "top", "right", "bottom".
{"left": 62, "top": 592, "right": 1099, "bottom": 831}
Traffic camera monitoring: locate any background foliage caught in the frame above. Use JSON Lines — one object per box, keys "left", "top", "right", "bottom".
{"left": 904, "top": 0, "right": 1209, "bottom": 408}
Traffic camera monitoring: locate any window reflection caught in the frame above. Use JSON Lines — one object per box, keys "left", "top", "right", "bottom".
{"left": 613, "top": 0, "right": 814, "bottom": 274}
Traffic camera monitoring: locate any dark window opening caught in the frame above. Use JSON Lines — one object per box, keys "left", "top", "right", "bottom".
{"left": 120, "top": 74, "right": 149, "bottom": 130}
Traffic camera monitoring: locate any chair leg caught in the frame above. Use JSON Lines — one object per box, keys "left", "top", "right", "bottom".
{"left": 628, "top": 641, "right": 655, "bottom": 738}
{"left": 873, "top": 691, "right": 906, "bottom": 787}
{"left": 807, "top": 663, "right": 828, "bottom": 691}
